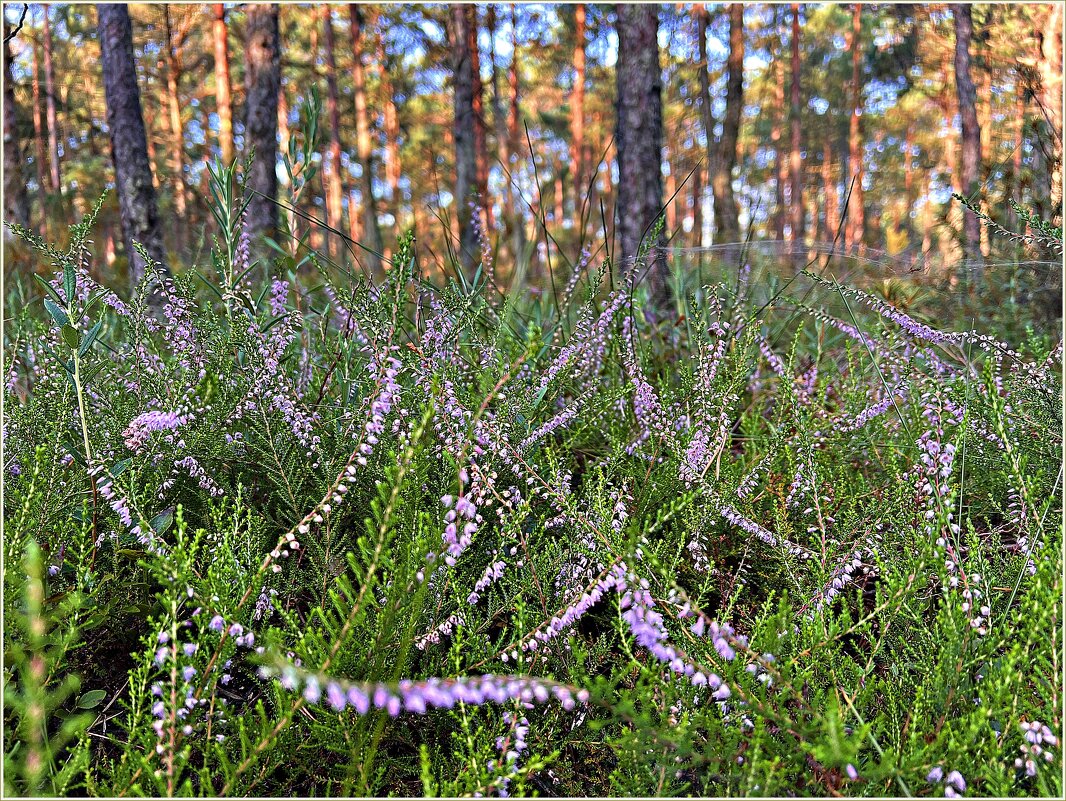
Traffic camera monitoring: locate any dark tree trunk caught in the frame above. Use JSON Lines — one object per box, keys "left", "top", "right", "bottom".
{"left": 710, "top": 4, "right": 742, "bottom": 243}
{"left": 348, "top": 5, "right": 384, "bottom": 271}
{"left": 954, "top": 5, "right": 982, "bottom": 268}
{"left": 788, "top": 3, "right": 804, "bottom": 257}
{"left": 451, "top": 4, "right": 479, "bottom": 272}
{"left": 98, "top": 3, "right": 167, "bottom": 281}
{"left": 212, "top": 3, "right": 234, "bottom": 164}
{"left": 846, "top": 4, "right": 865, "bottom": 255}
{"left": 243, "top": 3, "right": 280, "bottom": 244}
{"left": 616, "top": 3, "right": 666, "bottom": 301}
{"left": 4, "top": 23, "right": 30, "bottom": 230}
{"left": 467, "top": 6, "right": 491, "bottom": 227}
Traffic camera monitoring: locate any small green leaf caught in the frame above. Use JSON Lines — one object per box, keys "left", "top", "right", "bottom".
{"left": 77, "top": 690, "right": 107, "bottom": 710}
{"left": 62, "top": 438, "right": 87, "bottom": 467}
{"left": 79, "top": 320, "right": 103, "bottom": 356}
{"left": 110, "top": 458, "right": 131, "bottom": 478}
{"left": 63, "top": 262, "right": 77, "bottom": 304}
{"left": 44, "top": 298, "right": 69, "bottom": 328}
{"left": 81, "top": 362, "right": 106, "bottom": 385}
{"left": 61, "top": 325, "right": 80, "bottom": 350}
{"left": 149, "top": 509, "right": 174, "bottom": 536}
{"left": 34, "top": 273, "right": 64, "bottom": 304}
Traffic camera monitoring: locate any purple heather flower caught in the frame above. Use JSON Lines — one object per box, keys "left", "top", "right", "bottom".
{"left": 326, "top": 681, "right": 347, "bottom": 712}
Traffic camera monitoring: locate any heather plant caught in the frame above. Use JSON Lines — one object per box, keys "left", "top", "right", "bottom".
{"left": 3, "top": 155, "right": 1062, "bottom": 797}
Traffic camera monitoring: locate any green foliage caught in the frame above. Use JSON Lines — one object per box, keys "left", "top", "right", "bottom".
{"left": 2, "top": 177, "right": 1061, "bottom": 798}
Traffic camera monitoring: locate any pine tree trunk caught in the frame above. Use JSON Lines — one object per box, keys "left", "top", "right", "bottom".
{"left": 1039, "top": 3, "right": 1063, "bottom": 223}
{"left": 903, "top": 123, "right": 914, "bottom": 261}
{"left": 846, "top": 4, "right": 865, "bottom": 255}
{"left": 665, "top": 147, "right": 676, "bottom": 234}
{"left": 773, "top": 53, "right": 787, "bottom": 241}
{"left": 98, "top": 2, "right": 167, "bottom": 282}
{"left": 615, "top": 3, "right": 666, "bottom": 301}
{"left": 375, "top": 25, "right": 401, "bottom": 230}
{"left": 789, "top": 3, "right": 804, "bottom": 259}
{"left": 487, "top": 5, "right": 520, "bottom": 264}
{"left": 451, "top": 4, "right": 479, "bottom": 272}
{"left": 508, "top": 4, "right": 527, "bottom": 262}
{"left": 570, "top": 3, "right": 586, "bottom": 226}
{"left": 1009, "top": 88, "right": 1024, "bottom": 241}
{"left": 691, "top": 154, "right": 703, "bottom": 248}
{"left": 467, "top": 6, "right": 491, "bottom": 229}
{"left": 30, "top": 31, "right": 49, "bottom": 236}
{"left": 954, "top": 5, "right": 983, "bottom": 269}
{"left": 710, "top": 4, "right": 742, "bottom": 243}
{"left": 695, "top": 5, "right": 720, "bottom": 242}
{"left": 243, "top": 3, "right": 280, "bottom": 244}
{"left": 163, "top": 5, "right": 188, "bottom": 253}
{"left": 322, "top": 5, "right": 344, "bottom": 261}
{"left": 212, "top": 3, "right": 234, "bottom": 165}
{"left": 4, "top": 23, "right": 30, "bottom": 230}
{"left": 349, "top": 5, "right": 383, "bottom": 271}
{"left": 554, "top": 156, "right": 565, "bottom": 226}
{"left": 823, "top": 140, "right": 838, "bottom": 242}
{"left": 42, "top": 6, "right": 61, "bottom": 194}
{"left": 277, "top": 86, "right": 297, "bottom": 245}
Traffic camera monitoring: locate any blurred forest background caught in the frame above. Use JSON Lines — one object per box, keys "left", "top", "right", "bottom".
{"left": 1, "top": 3, "right": 1063, "bottom": 292}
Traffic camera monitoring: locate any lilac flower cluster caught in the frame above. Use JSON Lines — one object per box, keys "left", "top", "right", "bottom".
{"left": 836, "top": 382, "right": 908, "bottom": 433}
{"left": 491, "top": 711, "right": 530, "bottom": 798}
{"left": 807, "top": 550, "right": 866, "bottom": 615}
{"left": 123, "top": 409, "right": 188, "bottom": 453}
{"left": 519, "top": 400, "right": 583, "bottom": 450}
{"left": 89, "top": 464, "right": 162, "bottom": 553}
{"left": 152, "top": 271, "right": 203, "bottom": 372}
{"left": 148, "top": 600, "right": 259, "bottom": 756}
{"left": 755, "top": 333, "right": 788, "bottom": 378}
{"left": 442, "top": 491, "right": 480, "bottom": 564}
{"left": 174, "top": 455, "right": 224, "bottom": 497}
{"left": 561, "top": 246, "right": 592, "bottom": 306}
{"left": 468, "top": 555, "right": 507, "bottom": 605}
{"left": 621, "top": 581, "right": 735, "bottom": 693}
{"left": 720, "top": 503, "right": 811, "bottom": 559}
{"left": 1015, "top": 720, "right": 1059, "bottom": 777}
{"left": 805, "top": 271, "right": 963, "bottom": 347}
{"left": 322, "top": 283, "right": 367, "bottom": 340}
{"left": 469, "top": 199, "right": 495, "bottom": 288}
{"left": 532, "top": 287, "right": 627, "bottom": 400}
{"left": 915, "top": 409, "right": 990, "bottom": 634}
{"left": 926, "top": 766, "right": 967, "bottom": 797}
{"left": 266, "top": 666, "right": 590, "bottom": 717}
{"left": 236, "top": 279, "right": 322, "bottom": 454}
{"left": 416, "top": 613, "right": 464, "bottom": 651}
{"left": 526, "top": 564, "right": 627, "bottom": 651}
{"left": 358, "top": 349, "right": 403, "bottom": 464}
